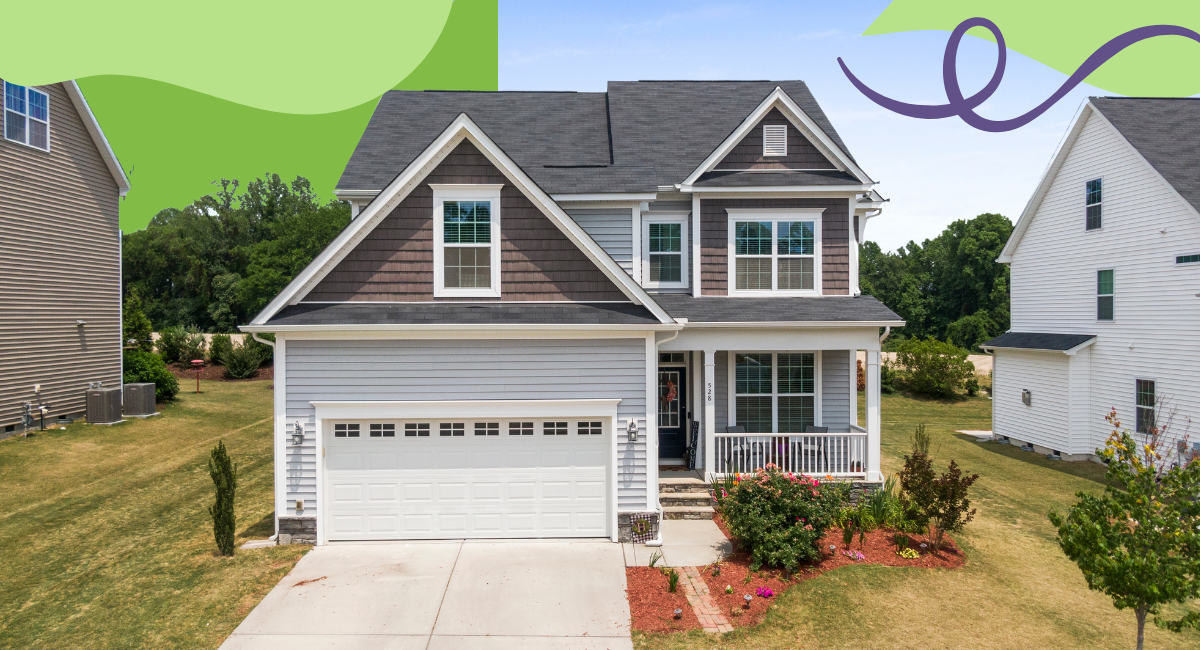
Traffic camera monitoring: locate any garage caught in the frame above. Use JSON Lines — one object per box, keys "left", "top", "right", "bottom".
{"left": 319, "top": 405, "right": 615, "bottom": 541}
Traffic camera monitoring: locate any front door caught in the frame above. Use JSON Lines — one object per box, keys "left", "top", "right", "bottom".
{"left": 657, "top": 368, "right": 687, "bottom": 459}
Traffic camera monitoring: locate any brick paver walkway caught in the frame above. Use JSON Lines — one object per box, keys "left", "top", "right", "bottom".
{"left": 679, "top": 566, "right": 733, "bottom": 633}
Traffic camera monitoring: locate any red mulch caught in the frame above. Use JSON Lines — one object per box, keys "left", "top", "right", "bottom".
{"left": 625, "top": 567, "right": 702, "bottom": 633}
{"left": 696, "top": 513, "right": 965, "bottom": 628}
{"left": 168, "top": 363, "right": 273, "bottom": 382}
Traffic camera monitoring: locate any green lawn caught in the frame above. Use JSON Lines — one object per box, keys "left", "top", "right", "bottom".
{"left": 636, "top": 392, "right": 1200, "bottom": 650}
{"left": 0, "top": 381, "right": 306, "bottom": 649}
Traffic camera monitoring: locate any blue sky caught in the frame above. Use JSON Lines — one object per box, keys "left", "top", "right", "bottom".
{"left": 499, "top": 1, "right": 1103, "bottom": 252}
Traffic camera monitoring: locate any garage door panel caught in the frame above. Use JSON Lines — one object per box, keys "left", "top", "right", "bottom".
{"left": 437, "top": 483, "right": 468, "bottom": 502}
{"left": 403, "top": 484, "right": 433, "bottom": 502}
{"left": 368, "top": 483, "right": 398, "bottom": 503}
{"left": 331, "top": 484, "right": 363, "bottom": 503}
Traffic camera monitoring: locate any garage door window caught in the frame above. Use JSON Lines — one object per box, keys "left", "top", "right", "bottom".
{"left": 543, "top": 421, "right": 569, "bottom": 435}
{"left": 404, "top": 423, "right": 430, "bottom": 437}
{"left": 334, "top": 423, "right": 360, "bottom": 438}
{"left": 440, "top": 422, "right": 466, "bottom": 437}
{"left": 474, "top": 422, "right": 500, "bottom": 436}
{"left": 578, "top": 421, "right": 603, "bottom": 435}
{"left": 369, "top": 423, "right": 395, "bottom": 437}
{"left": 509, "top": 421, "right": 534, "bottom": 436}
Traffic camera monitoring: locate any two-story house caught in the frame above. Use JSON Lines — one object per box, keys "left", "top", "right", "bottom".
{"left": 0, "top": 80, "right": 130, "bottom": 437}
{"left": 984, "top": 98, "right": 1200, "bottom": 461}
{"left": 242, "top": 81, "right": 901, "bottom": 544}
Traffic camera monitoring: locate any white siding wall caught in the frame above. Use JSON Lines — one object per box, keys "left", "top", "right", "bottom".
{"left": 282, "top": 338, "right": 649, "bottom": 517}
{"left": 1008, "top": 109, "right": 1200, "bottom": 450}
{"left": 565, "top": 209, "right": 634, "bottom": 276}
{"left": 992, "top": 349, "right": 1071, "bottom": 451}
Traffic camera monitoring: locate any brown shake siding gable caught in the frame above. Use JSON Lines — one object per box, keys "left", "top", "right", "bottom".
{"left": 714, "top": 108, "right": 836, "bottom": 170}
{"left": 700, "top": 198, "right": 849, "bottom": 295}
{"left": 305, "top": 141, "right": 627, "bottom": 302}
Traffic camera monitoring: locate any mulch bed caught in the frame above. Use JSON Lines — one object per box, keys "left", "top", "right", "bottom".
{"left": 625, "top": 567, "right": 702, "bottom": 633}
{"left": 167, "top": 363, "right": 273, "bottom": 382}
{"left": 697, "top": 512, "right": 965, "bottom": 628}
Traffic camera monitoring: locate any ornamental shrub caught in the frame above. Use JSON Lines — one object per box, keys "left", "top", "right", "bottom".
{"left": 122, "top": 287, "right": 154, "bottom": 352}
{"left": 209, "top": 334, "right": 233, "bottom": 366}
{"left": 179, "top": 326, "right": 208, "bottom": 364}
{"left": 122, "top": 350, "right": 179, "bottom": 401}
{"left": 156, "top": 325, "right": 187, "bottom": 363}
{"left": 223, "top": 339, "right": 268, "bottom": 379}
{"left": 720, "top": 465, "right": 847, "bottom": 571}
{"left": 207, "top": 440, "right": 237, "bottom": 556}
{"left": 894, "top": 337, "right": 975, "bottom": 398}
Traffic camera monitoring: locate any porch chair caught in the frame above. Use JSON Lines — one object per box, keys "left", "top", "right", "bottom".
{"left": 804, "top": 425, "right": 830, "bottom": 473}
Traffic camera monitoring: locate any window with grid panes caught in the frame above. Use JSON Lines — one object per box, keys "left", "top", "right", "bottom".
{"left": 1136, "top": 380, "right": 1155, "bottom": 434}
{"left": 1097, "top": 269, "right": 1114, "bottom": 321}
{"left": 648, "top": 222, "right": 682, "bottom": 282}
{"left": 334, "top": 423, "right": 360, "bottom": 438}
{"left": 578, "top": 421, "right": 603, "bottom": 435}
{"left": 508, "top": 421, "right": 534, "bottom": 436}
{"left": 4, "top": 82, "right": 49, "bottom": 150}
{"left": 474, "top": 422, "right": 499, "bottom": 436}
{"left": 443, "top": 201, "right": 492, "bottom": 288}
{"left": 735, "top": 353, "right": 816, "bottom": 433}
{"left": 733, "top": 219, "right": 816, "bottom": 292}
{"left": 369, "top": 423, "right": 395, "bottom": 437}
{"left": 543, "top": 421, "right": 568, "bottom": 435}
{"left": 1086, "top": 179, "right": 1102, "bottom": 230}
{"left": 439, "top": 422, "right": 465, "bottom": 437}
{"left": 404, "top": 423, "right": 430, "bottom": 437}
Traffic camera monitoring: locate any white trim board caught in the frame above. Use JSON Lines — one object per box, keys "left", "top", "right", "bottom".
{"left": 249, "top": 113, "right": 674, "bottom": 325}
{"left": 680, "top": 86, "right": 873, "bottom": 189}
{"left": 311, "top": 399, "right": 622, "bottom": 421}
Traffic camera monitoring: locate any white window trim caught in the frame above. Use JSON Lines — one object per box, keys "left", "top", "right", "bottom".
{"left": 1097, "top": 267, "right": 1114, "bottom": 323}
{"left": 762, "top": 123, "right": 788, "bottom": 157}
{"left": 641, "top": 212, "right": 690, "bottom": 289}
{"left": 726, "top": 208, "right": 824, "bottom": 297}
{"left": 3, "top": 82, "right": 50, "bottom": 152}
{"left": 728, "top": 351, "right": 823, "bottom": 433}
{"left": 1085, "top": 177, "right": 1103, "bottom": 231}
{"left": 432, "top": 184, "right": 504, "bottom": 298}
{"left": 1134, "top": 377, "right": 1156, "bottom": 435}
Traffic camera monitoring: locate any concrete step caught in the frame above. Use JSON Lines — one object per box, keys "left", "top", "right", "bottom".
{"left": 660, "top": 492, "right": 714, "bottom": 508}
{"left": 663, "top": 505, "right": 714, "bottom": 520}
{"left": 659, "top": 477, "right": 708, "bottom": 493}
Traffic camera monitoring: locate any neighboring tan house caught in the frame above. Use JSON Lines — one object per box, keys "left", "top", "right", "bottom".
{"left": 984, "top": 97, "right": 1200, "bottom": 461}
{"left": 243, "top": 81, "right": 901, "bottom": 544}
{"left": 0, "top": 80, "right": 130, "bottom": 436}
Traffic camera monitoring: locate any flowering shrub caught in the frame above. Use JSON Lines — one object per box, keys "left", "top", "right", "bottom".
{"left": 897, "top": 548, "right": 920, "bottom": 559}
{"left": 756, "top": 587, "right": 775, "bottom": 598}
{"left": 842, "top": 549, "right": 866, "bottom": 562}
{"left": 720, "top": 465, "right": 847, "bottom": 571}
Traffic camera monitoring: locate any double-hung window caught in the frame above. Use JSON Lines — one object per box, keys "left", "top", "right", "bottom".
{"left": 727, "top": 209, "right": 822, "bottom": 295}
{"left": 4, "top": 82, "right": 49, "bottom": 151}
{"left": 432, "top": 184, "right": 503, "bottom": 298}
{"left": 1085, "top": 179, "right": 1102, "bottom": 230}
{"left": 1136, "top": 379, "right": 1155, "bottom": 434}
{"left": 733, "top": 352, "right": 816, "bottom": 433}
{"left": 641, "top": 214, "right": 689, "bottom": 288}
{"left": 1097, "top": 269, "right": 1114, "bottom": 321}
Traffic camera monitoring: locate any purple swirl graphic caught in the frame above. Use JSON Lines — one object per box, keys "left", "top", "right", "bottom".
{"left": 838, "top": 17, "right": 1200, "bottom": 133}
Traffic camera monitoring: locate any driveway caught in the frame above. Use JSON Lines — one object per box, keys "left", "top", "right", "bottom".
{"left": 221, "top": 540, "right": 632, "bottom": 650}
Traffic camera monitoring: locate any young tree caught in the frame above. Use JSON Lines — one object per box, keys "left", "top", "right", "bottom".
{"left": 122, "top": 287, "right": 154, "bottom": 352}
{"left": 208, "top": 441, "right": 238, "bottom": 556}
{"left": 1048, "top": 408, "right": 1200, "bottom": 650}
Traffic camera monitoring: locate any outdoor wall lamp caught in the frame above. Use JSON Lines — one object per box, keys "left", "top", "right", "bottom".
{"left": 626, "top": 419, "right": 639, "bottom": 442}
{"left": 292, "top": 422, "right": 305, "bottom": 446}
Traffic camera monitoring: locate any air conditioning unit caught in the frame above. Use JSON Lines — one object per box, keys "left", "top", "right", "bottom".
{"left": 123, "top": 383, "right": 157, "bottom": 417}
{"left": 86, "top": 387, "right": 123, "bottom": 424}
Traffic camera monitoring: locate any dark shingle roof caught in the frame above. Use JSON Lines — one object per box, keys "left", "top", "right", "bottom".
{"left": 980, "top": 332, "right": 1096, "bottom": 352}
{"left": 337, "top": 81, "right": 856, "bottom": 195}
{"left": 652, "top": 294, "right": 902, "bottom": 324}
{"left": 1090, "top": 98, "right": 1200, "bottom": 214}
{"left": 266, "top": 302, "right": 662, "bottom": 327}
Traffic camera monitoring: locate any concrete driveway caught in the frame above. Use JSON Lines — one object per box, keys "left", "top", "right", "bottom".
{"left": 221, "top": 540, "right": 632, "bottom": 650}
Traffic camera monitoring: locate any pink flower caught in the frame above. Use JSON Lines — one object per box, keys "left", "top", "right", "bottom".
{"left": 804, "top": 524, "right": 813, "bottom": 530}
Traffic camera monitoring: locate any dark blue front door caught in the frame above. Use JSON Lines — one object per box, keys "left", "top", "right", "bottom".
{"left": 658, "top": 368, "right": 687, "bottom": 459}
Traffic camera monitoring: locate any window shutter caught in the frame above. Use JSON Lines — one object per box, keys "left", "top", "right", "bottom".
{"left": 762, "top": 124, "right": 788, "bottom": 156}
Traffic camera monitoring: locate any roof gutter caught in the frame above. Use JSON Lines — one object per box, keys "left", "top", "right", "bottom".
{"left": 240, "top": 323, "right": 684, "bottom": 333}
{"left": 679, "top": 320, "right": 906, "bottom": 328}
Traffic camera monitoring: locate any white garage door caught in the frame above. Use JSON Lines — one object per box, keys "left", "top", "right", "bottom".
{"left": 324, "top": 418, "right": 610, "bottom": 540}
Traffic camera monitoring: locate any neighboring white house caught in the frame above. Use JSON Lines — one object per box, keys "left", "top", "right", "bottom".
{"left": 983, "top": 97, "right": 1200, "bottom": 461}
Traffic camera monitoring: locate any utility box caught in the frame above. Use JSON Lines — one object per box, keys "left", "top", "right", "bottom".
{"left": 86, "top": 387, "right": 123, "bottom": 424}
{"left": 123, "top": 383, "right": 157, "bottom": 416}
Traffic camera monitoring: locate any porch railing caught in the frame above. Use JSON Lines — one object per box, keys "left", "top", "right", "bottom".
{"left": 714, "top": 431, "right": 868, "bottom": 478}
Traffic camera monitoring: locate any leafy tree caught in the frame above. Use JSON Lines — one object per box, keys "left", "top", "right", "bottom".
{"left": 1049, "top": 409, "right": 1200, "bottom": 650}
{"left": 894, "top": 337, "right": 976, "bottom": 398}
{"left": 927, "top": 459, "right": 978, "bottom": 552}
{"left": 122, "top": 287, "right": 154, "bottom": 352}
{"left": 208, "top": 441, "right": 238, "bottom": 556}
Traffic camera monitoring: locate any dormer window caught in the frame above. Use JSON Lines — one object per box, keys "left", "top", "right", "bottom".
{"left": 727, "top": 208, "right": 823, "bottom": 296}
{"left": 4, "top": 82, "right": 49, "bottom": 151}
{"left": 762, "top": 124, "right": 787, "bottom": 157}
{"left": 432, "top": 184, "right": 503, "bottom": 298}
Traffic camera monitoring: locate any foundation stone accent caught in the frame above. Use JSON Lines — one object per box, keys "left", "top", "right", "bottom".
{"left": 278, "top": 516, "right": 316, "bottom": 544}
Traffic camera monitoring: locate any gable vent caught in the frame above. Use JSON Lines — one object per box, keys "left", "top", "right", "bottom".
{"left": 762, "top": 124, "right": 788, "bottom": 157}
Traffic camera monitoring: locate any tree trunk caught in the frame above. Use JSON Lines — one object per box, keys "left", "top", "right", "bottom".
{"left": 1136, "top": 604, "right": 1147, "bottom": 650}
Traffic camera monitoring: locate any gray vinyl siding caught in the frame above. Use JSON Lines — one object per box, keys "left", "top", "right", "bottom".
{"left": 0, "top": 81, "right": 122, "bottom": 432}
{"left": 714, "top": 351, "right": 729, "bottom": 431}
{"left": 565, "top": 209, "right": 634, "bottom": 277}
{"left": 284, "top": 338, "right": 648, "bottom": 516}
{"left": 821, "top": 350, "right": 851, "bottom": 429}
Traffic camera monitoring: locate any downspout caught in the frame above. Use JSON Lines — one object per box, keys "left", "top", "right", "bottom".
{"left": 645, "top": 326, "right": 683, "bottom": 547}
{"left": 252, "top": 333, "right": 279, "bottom": 540}
{"left": 879, "top": 326, "right": 891, "bottom": 344}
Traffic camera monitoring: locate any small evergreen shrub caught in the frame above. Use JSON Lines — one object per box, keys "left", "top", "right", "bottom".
{"left": 122, "top": 350, "right": 179, "bottom": 401}
{"left": 209, "top": 334, "right": 233, "bottom": 366}
{"left": 224, "top": 340, "right": 268, "bottom": 379}
{"left": 122, "top": 288, "right": 154, "bottom": 352}
{"left": 179, "top": 326, "right": 208, "bottom": 363}
{"left": 208, "top": 440, "right": 237, "bottom": 556}
{"left": 245, "top": 333, "right": 274, "bottom": 364}
{"left": 155, "top": 325, "right": 187, "bottom": 363}
{"left": 721, "top": 465, "right": 846, "bottom": 571}
{"left": 894, "top": 337, "right": 975, "bottom": 397}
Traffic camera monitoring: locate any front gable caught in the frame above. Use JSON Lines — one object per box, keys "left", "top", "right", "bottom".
{"left": 305, "top": 141, "right": 628, "bottom": 302}
{"left": 712, "top": 108, "right": 836, "bottom": 171}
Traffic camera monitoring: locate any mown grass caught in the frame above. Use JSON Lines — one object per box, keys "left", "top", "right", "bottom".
{"left": 635, "top": 392, "right": 1200, "bottom": 650}
{"left": 0, "top": 381, "right": 306, "bottom": 649}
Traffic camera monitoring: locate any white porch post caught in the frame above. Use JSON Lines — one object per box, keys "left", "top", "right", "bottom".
{"left": 865, "top": 349, "right": 882, "bottom": 482}
{"left": 703, "top": 350, "right": 716, "bottom": 479}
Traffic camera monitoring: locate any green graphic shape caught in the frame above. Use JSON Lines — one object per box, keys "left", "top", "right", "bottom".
{"left": 5, "top": 1, "right": 452, "bottom": 115}
{"left": 76, "top": 0, "right": 498, "bottom": 232}
{"left": 866, "top": 1, "right": 1200, "bottom": 97}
